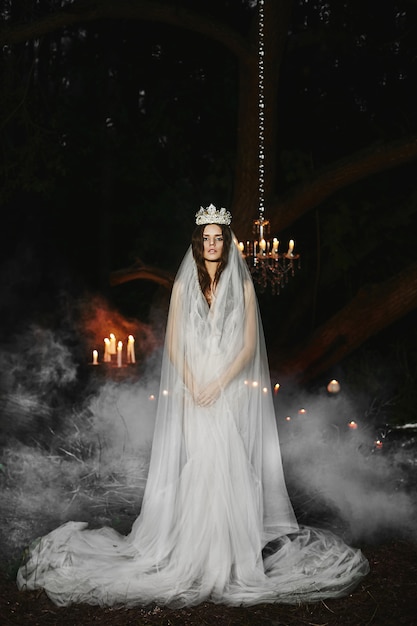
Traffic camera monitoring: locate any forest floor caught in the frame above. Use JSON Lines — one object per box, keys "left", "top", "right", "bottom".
{"left": 1, "top": 538, "right": 417, "bottom": 626}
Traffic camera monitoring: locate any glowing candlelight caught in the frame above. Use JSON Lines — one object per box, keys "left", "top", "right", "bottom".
{"left": 262, "top": 387, "right": 268, "bottom": 394}
{"left": 348, "top": 421, "right": 358, "bottom": 430}
{"left": 92, "top": 349, "right": 98, "bottom": 365}
{"left": 117, "top": 340, "right": 123, "bottom": 367}
{"left": 274, "top": 383, "right": 280, "bottom": 395}
{"left": 127, "top": 335, "right": 136, "bottom": 364}
{"left": 238, "top": 241, "right": 244, "bottom": 254}
{"left": 273, "top": 238, "right": 279, "bottom": 254}
{"left": 298, "top": 408, "right": 307, "bottom": 415}
{"left": 259, "top": 238, "right": 266, "bottom": 253}
{"left": 327, "top": 379, "right": 341, "bottom": 394}
{"left": 109, "top": 333, "right": 117, "bottom": 355}
{"left": 104, "top": 338, "right": 111, "bottom": 362}
{"left": 287, "top": 239, "right": 294, "bottom": 256}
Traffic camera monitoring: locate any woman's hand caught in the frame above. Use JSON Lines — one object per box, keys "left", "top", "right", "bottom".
{"left": 195, "top": 379, "right": 222, "bottom": 407}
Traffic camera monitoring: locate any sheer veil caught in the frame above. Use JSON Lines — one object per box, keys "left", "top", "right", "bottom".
{"left": 16, "top": 231, "right": 369, "bottom": 608}
{"left": 129, "top": 235, "right": 299, "bottom": 555}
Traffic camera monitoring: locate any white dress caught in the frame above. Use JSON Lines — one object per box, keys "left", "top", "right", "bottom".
{"left": 17, "top": 236, "right": 369, "bottom": 607}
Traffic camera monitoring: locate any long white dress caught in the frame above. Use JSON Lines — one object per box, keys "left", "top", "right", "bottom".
{"left": 16, "top": 236, "right": 369, "bottom": 607}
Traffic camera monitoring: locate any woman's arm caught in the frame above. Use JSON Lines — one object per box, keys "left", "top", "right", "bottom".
{"left": 196, "top": 281, "right": 257, "bottom": 407}
{"left": 166, "top": 281, "right": 197, "bottom": 399}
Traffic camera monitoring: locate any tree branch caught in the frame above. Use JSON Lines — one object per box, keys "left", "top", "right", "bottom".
{"left": 269, "top": 134, "right": 417, "bottom": 233}
{"left": 109, "top": 259, "right": 174, "bottom": 290}
{"left": 0, "top": 0, "right": 252, "bottom": 66}
{"left": 271, "top": 260, "right": 417, "bottom": 382}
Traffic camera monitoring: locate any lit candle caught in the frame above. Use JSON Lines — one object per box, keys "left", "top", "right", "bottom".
{"left": 238, "top": 241, "right": 244, "bottom": 254}
{"left": 104, "top": 338, "right": 111, "bottom": 362}
{"left": 127, "top": 335, "right": 136, "bottom": 364}
{"left": 92, "top": 349, "right": 98, "bottom": 365}
{"left": 117, "top": 340, "right": 123, "bottom": 367}
{"left": 273, "top": 238, "right": 279, "bottom": 254}
{"left": 259, "top": 238, "right": 266, "bottom": 253}
{"left": 327, "top": 379, "right": 341, "bottom": 394}
{"left": 109, "top": 333, "right": 117, "bottom": 355}
{"left": 274, "top": 383, "right": 280, "bottom": 395}
{"left": 288, "top": 239, "right": 294, "bottom": 256}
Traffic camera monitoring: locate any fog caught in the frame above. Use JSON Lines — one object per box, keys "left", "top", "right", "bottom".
{"left": 0, "top": 291, "right": 416, "bottom": 572}
{"left": 275, "top": 385, "right": 417, "bottom": 543}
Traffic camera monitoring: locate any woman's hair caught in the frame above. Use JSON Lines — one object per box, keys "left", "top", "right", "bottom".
{"left": 191, "top": 223, "right": 232, "bottom": 295}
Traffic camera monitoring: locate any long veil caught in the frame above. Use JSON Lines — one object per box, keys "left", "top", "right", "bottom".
{"left": 16, "top": 235, "right": 369, "bottom": 608}
{"left": 131, "top": 235, "right": 299, "bottom": 549}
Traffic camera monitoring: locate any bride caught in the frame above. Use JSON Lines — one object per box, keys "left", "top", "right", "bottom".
{"left": 17, "top": 204, "right": 369, "bottom": 607}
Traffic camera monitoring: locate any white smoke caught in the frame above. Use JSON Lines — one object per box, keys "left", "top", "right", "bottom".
{"left": 0, "top": 313, "right": 162, "bottom": 566}
{"left": 0, "top": 313, "right": 416, "bottom": 572}
{"left": 276, "top": 385, "right": 417, "bottom": 543}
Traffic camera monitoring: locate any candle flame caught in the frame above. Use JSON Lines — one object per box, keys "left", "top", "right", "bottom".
{"left": 327, "top": 379, "right": 341, "bottom": 393}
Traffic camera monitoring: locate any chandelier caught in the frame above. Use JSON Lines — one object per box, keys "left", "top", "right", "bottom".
{"left": 241, "top": 0, "right": 300, "bottom": 295}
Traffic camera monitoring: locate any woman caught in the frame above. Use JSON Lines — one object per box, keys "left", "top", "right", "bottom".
{"left": 17, "top": 204, "right": 369, "bottom": 607}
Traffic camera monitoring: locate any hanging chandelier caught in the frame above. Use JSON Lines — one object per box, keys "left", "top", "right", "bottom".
{"left": 240, "top": 0, "right": 300, "bottom": 295}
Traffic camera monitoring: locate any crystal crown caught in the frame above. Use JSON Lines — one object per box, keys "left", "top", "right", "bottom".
{"left": 195, "top": 203, "right": 232, "bottom": 226}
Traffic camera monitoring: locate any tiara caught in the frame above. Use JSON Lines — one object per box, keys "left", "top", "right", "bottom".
{"left": 195, "top": 203, "right": 232, "bottom": 226}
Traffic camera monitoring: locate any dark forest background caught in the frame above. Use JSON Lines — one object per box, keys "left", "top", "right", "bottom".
{"left": 1, "top": 1, "right": 417, "bottom": 596}
{"left": 1, "top": 0, "right": 417, "bottom": 423}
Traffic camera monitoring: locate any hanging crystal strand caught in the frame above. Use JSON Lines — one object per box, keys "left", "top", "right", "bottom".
{"left": 254, "top": 0, "right": 269, "bottom": 242}
{"left": 245, "top": 0, "right": 300, "bottom": 294}
{"left": 258, "top": 0, "right": 265, "bottom": 222}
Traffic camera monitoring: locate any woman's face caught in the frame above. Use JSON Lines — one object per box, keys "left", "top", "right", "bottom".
{"left": 202, "top": 224, "right": 224, "bottom": 262}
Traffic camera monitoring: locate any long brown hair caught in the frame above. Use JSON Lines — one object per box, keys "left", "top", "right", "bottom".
{"left": 191, "top": 223, "right": 232, "bottom": 295}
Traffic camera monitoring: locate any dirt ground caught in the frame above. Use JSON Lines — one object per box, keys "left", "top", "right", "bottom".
{"left": 1, "top": 538, "right": 417, "bottom": 626}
